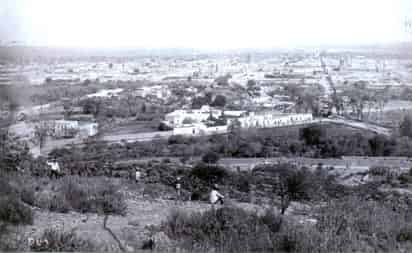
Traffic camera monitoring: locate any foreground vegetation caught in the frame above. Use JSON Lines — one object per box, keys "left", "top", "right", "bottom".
{"left": 162, "top": 197, "right": 412, "bottom": 253}
{"left": 2, "top": 112, "right": 412, "bottom": 252}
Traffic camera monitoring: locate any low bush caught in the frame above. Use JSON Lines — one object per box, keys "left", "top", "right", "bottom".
{"left": 58, "top": 177, "right": 127, "bottom": 215}
{"left": 32, "top": 177, "right": 127, "bottom": 215}
{"left": 30, "top": 228, "right": 96, "bottom": 252}
{"left": 253, "top": 164, "right": 341, "bottom": 204}
{"left": 20, "top": 187, "right": 36, "bottom": 206}
{"left": 161, "top": 197, "right": 412, "bottom": 253}
{"left": 0, "top": 196, "right": 33, "bottom": 225}
{"left": 397, "top": 226, "right": 412, "bottom": 242}
{"left": 162, "top": 207, "right": 280, "bottom": 252}
{"left": 189, "top": 163, "right": 228, "bottom": 184}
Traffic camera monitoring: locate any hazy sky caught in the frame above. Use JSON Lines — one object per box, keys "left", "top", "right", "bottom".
{"left": 1, "top": 0, "right": 411, "bottom": 49}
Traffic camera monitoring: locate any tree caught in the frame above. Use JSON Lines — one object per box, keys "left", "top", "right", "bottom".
{"left": 344, "top": 81, "right": 375, "bottom": 121}
{"left": 141, "top": 103, "right": 147, "bottom": 113}
{"left": 202, "top": 151, "right": 220, "bottom": 164}
{"left": 82, "top": 98, "right": 101, "bottom": 117}
{"left": 62, "top": 98, "right": 73, "bottom": 119}
{"left": 0, "top": 128, "right": 31, "bottom": 172}
{"left": 191, "top": 94, "right": 212, "bottom": 109}
{"left": 34, "top": 122, "right": 53, "bottom": 150}
{"left": 300, "top": 125, "right": 326, "bottom": 146}
{"left": 247, "top": 79, "right": 257, "bottom": 88}
{"left": 375, "top": 86, "right": 389, "bottom": 120}
{"left": 158, "top": 122, "right": 173, "bottom": 131}
{"left": 400, "top": 115, "right": 412, "bottom": 138}
{"left": 211, "top": 95, "right": 227, "bottom": 107}
{"left": 368, "top": 135, "right": 388, "bottom": 156}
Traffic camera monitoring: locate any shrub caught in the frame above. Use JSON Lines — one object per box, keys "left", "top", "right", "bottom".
{"left": 0, "top": 176, "right": 17, "bottom": 196}
{"left": 0, "top": 196, "right": 33, "bottom": 225}
{"left": 397, "top": 226, "right": 412, "bottom": 242}
{"left": 168, "top": 135, "right": 187, "bottom": 145}
{"left": 161, "top": 195, "right": 412, "bottom": 252}
{"left": 190, "top": 164, "right": 228, "bottom": 184}
{"left": 40, "top": 177, "right": 128, "bottom": 215}
{"left": 30, "top": 228, "right": 96, "bottom": 252}
{"left": 162, "top": 207, "right": 280, "bottom": 252}
{"left": 202, "top": 151, "right": 220, "bottom": 164}
{"left": 300, "top": 125, "right": 326, "bottom": 146}
{"left": 158, "top": 122, "right": 173, "bottom": 131}
{"left": 398, "top": 173, "right": 412, "bottom": 185}
{"left": 254, "top": 164, "right": 342, "bottom": 204}
{"left": 20, "top": 187, "right": 36, "bottom": 206}
{"left": 260, "top": 209, "right": 283, "bottom": 233}
{"left": 313, "top": 197, "right": 410, "bottom": 252}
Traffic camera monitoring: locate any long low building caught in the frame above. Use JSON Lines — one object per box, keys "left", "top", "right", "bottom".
{"left": 230, "top": 112, "right": 313, "bottom": 129}
{"left": 172, "top": 123, "right": 227, "bottom": 136}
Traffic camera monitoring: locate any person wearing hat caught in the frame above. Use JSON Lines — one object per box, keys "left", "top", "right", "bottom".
{"left": 210, "top": 184, "right": 224, "bottom": 206}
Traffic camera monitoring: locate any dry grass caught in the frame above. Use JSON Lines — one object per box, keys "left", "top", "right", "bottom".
{"left": 161, "top": 196, "right": 412, "bottom": 253}
{"left": 30, "top": 228, "right": 96, "bottom": 252}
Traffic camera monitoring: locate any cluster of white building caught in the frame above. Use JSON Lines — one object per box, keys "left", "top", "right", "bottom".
{"left": 164, "top": 105, "right": 224, "bottom": 127}
{"left": 45, "top": 120, "right": 99, "bottom": 138}
{"left": 134, "top": 85, "right": 171, "bottom": 100}
{"left": 164, "top": 105, "right": 314, "bottom": 136}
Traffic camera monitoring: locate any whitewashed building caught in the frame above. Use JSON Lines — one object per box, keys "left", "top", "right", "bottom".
{"left": 164, "top": 105, "right": 222, "bottom": 127}
{"left": 134, "top": 85, "right": 171, "bottom": 99}
{"left": 78, "top": 122, "right": 99, "bottom": 137}
{"left": 52, "top": 120, "right": 79, "bottom": 137}
{"left": 172, "top": 123, "right": 228, "bottom": 136}
{"left": 230, "top": 113, "right": 313, "bottom": 129}
{"left": 46, "top": 120, "right": 98, "bottom": 138}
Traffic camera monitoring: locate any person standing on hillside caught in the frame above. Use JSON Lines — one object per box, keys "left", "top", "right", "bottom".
{"left": 135, "top": 168, "right": 141, "bottom": 183}
{"left": 176, "top": 176, "right": 182, "bottom": 200}
{"left": 210, "top": 184, "right": 224, "bottom": 208}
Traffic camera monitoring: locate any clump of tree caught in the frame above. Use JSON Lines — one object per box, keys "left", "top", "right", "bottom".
{"left": 210, "top": 94, "right": 227, "bottom": 107}
{"left": 253, "top": 163, "right": 342, "bottom": 214}
{"left": 191, "top": 92, "right": 213, "bottom": 109}
{"left": 202, "top": 150, "right": 220, "bottom": 164}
